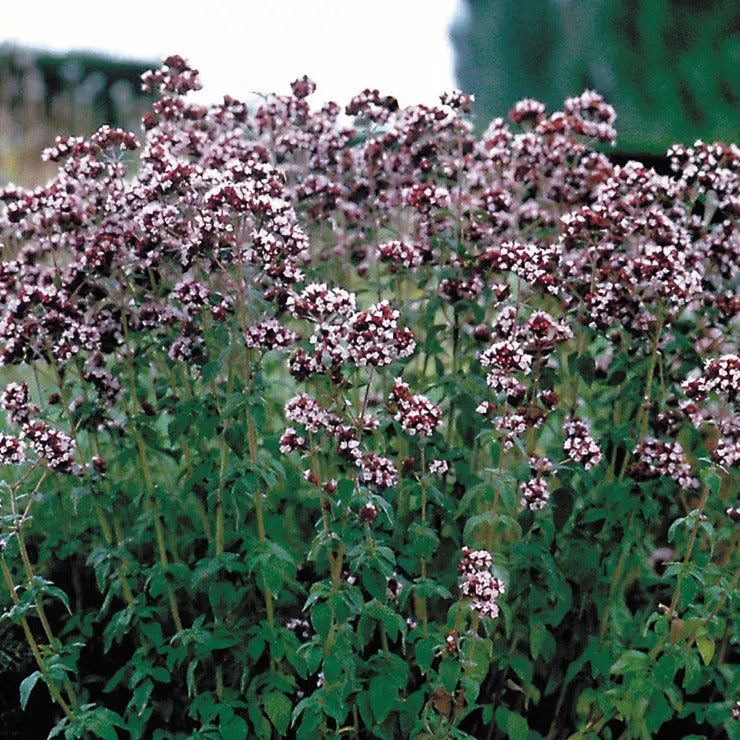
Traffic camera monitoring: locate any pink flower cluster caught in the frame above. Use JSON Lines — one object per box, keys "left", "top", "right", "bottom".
{"left": 1, "top": 381, "right": 31, "bottom": 425}
{"left": 520, "top": 456, "right": 554, "bottom": 511}
{"left": 285, "top": 286, "right": 415, "bottom": 379}
{"left": 459, "top": 547, "right": 505, "bottom": 619}
{"left": 378, "top": 241, "right": 426, "bottom": 270}
{"left": 0, "top": 433, "right": 26, "bottom": 465}
{"left": 630, "top": 438, "right": 697, "bottom": 489}
{"left": 563, "top": 417, "right": 603, "bottom": 470}
{"left": 683, "top": 355, "right": 739, "bottom": 404}
{"left": 245, "top": 319, "right": 299, "bottom": 351}
{"left": 388, "top": 378, "right": 442, "bottom": 438}
{"left": 359, "top": 452, "right": 398, "bottom": 490}
{"left": 21, "top": 421, "right": 76, "bottom": 473}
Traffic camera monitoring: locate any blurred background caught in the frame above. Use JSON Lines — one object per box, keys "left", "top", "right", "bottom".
{"left": 2, "top": 0, "right": 738, "bottom": 186}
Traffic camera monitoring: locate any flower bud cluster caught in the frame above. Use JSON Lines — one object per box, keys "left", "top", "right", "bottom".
{"left": 359, "top": 452, "right": 398, "bottom": 490}
{"left": 683, "top": 355, "right": 739, "bottom": 404}
{"left": 388, "top": 378, "right": 442, "bottom": 438}
{"left": 520, "top": 477, "right": 550, "bottom": 511}
{"left": 279, "top": 427, "right": 308, "bottom": 455}
{"left": 378, "top": 241, "right": 425, "bottom": 270}
{"left": 245, "top": 319, "right": 299, "bottom": 351}
{"left": 429, "top": 459, "right": 449, "bottom": 476}
{"left": 285, "top": 394, "right": 331, "bottom": 434}
{"left": 1, "top": 381, "right": 31, "bottom": 425}
{"left": 563, "top": 417, "right": 603, "bottom": 469}
{"left": 0, "top": 433, "right": 26, "bottom": 465}
{"left": 21, "top": 421, "right": 76, "bottom": 473}
{"left": 630, "top": 437, "right": 697, "bottom": 489}
{"left": 458, "top": 547, "right": 505, "bottom": 619}
{"left": 346, "top": 301, "right": 416, "bottom": 368}
{"left": 520, "top": 456, "right": 554, "bottom": 511}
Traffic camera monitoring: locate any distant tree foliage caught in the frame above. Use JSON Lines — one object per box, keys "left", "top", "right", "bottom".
{"left": 451, "top": 0, "right": 740, "bottom": 154}
{"left": 0, "top": 46, "right": 153, "bottom": 127}
{"left": 0, "top": 46, "right": 154, "bottom": 185}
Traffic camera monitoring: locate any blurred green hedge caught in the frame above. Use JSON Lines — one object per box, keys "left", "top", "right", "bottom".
{"left": 452, "top": 0, "right": 740, "bottom": 153}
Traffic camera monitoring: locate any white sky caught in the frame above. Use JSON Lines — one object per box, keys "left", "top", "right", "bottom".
{"left": 2, "top": 0, "right": 460, "bottom": 106}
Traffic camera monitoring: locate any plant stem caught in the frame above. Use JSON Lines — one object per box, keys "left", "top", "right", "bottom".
{"left": 637, "top": 312, "right": 665, "bottom": 440}
{"left": 445, "top": 308, "right": 460, "bottom": 449}
{"left": 600, "top": 510, "right": 636, "bottom": 639}
{"left": 9, "top": 470, "right": 81, "bottom": 710}
{"left": 118, "top": 303, "right": 184, "bottom": 633}
{"left": 668, "top": 482, "right": 711, "bottom": 617}
{"left": 418, "top": 446, "right": 429, "bottom": 630}
{"left": 247, "top": 411, "right": 275, "bottom": 630}
{"left": 485, "top": 434, "right": 507, "bottom": 552}
{"left": 0, "top": 555, "right": 76, "bottom": 721}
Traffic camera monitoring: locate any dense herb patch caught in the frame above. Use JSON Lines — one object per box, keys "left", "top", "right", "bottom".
{"left": 0, "top": 57, "right": 738, "bottom": 739}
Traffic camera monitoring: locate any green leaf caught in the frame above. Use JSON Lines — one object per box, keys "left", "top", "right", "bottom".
{"left": 262, "top": 558, "right": 284, "bottom": 594}
{"left": 700, "top": 469, "right": 721, "bottom": 495}
{"left": 610, "top": 649, "right": 648, "bottom": 674}
{"left": 507, "top": 710, "right": 529, "bottom": 738}
{"left": 415, "top": 637, "right": 437, "bottom": 673}
{"left": 336, "top": 479, "right": 355, "bottom": 506}
{"left": 495, "top": 706, "right": 528, "bottom": 738}
{"left": 264, "top": 692, "right": 291, "bottom": 735}
{"left": 19, "top": 670, "right": 41, "bottom": 710}
{"left": 509, "top": 654, "right": 533, "bottom": 684}
{"left": 645, "top": 690, "right": 672, "bottom": 734}
{"left": 696, "top": 634, "right": 715, "bottom": 665}
{"left": 668, "top": 516, "right": 687, "bottom": 543}
{"left": 363, "top": 566, "right": 387, "bottom": 602}
{"left": 221, "top": 715, "right": 249, "bottom": 740}
{"left": 439, "top": 658, "right": 460, "bottom": 694}
{"left": 552, "top": 487, "right": 574, "bottom": 530}
{"left": 369, "top": 676, "right": 397, "bottom": 723}
{"left": 577, "top": 355, "right": 595, "bottom": 385}
{"left": 247, "top": 635, "right": 265, "bottom": 661}
{"left": 529, "top": 622, "right": 545, "bottom": 660}
{"left": 323, "top": 653, "right": 343, "bottom": 684}
{"left": 310, "top": 602, "right": 332, "bottom": 639}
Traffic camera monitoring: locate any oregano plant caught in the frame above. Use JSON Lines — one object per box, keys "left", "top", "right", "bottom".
{"left": 0, "top": 56, "right": 737, "bottom": 739}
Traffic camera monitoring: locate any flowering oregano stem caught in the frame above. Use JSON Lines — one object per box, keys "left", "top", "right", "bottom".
{"left": 11, "top": 470, "right": 56, "bottom": 646}
{"left": 119, "top": 306, "right": 184, "bottom": 633}
{"left": 600, "top": 509, "right": 636, "bottom": 639}
{"left": 453, "top": 610, "right": 482, "bottom": 725}
{"left": 308, "top": 430, "right": 339, "bottom": 589}
{"left": 569, "top": 330, "right": 588, "bottom": 415}
{"left": 418, "top": 446, "right": 429, "bottom": 630}
{"left": 527, "top": 353, "right": 543, "bottom": 454}
{"left": 88, "top": 431, "right": 140, "bottom": 610}
{"left": 49, "top": 353, "right": 126, "bottom": 552}
{"left": 247, "top": 409, "right": 275, "bottom": 629}
{"left": 44, "top": 353, "right": 141, "bottom": 637}
{"left": 9, "top": 470, "right": 80, "bottom": 709}
{"left": 606, "top": 394, "right": 624, "bottom": 481}
{"left": 356, "top": 367, "right": 375, "bottom": 445}
{"left": 638, "top": 311, "right": 665, "bottom": 440}
{"left": 212, "top": 367, "right": 235, "bottom": 558}
{"left": 485, "top": 432, "right": 507, "bottom": 552}
{"left": 164, "top": 360, "right": 211, "bottom": 539}
{"left": 704, "top": 568, "right": 740, "bottom": 625}
{"left": 446, "top": 308, "right": 461, "bottom": 448}
{"left": 0, "top": 555, "right": 76, "bottom": 722}
{"left": 110, "top": 516, "right": 138, "bottom": 611}
{"left": 645, "top": 481, "right": 714, "bottom": 664}
{"left": 667, "top": 481, "right": 712, "bottom": 617}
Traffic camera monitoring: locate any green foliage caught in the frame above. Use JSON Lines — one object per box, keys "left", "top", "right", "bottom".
{"left": 453, "top": 0, "right": 740, "bottom": 153}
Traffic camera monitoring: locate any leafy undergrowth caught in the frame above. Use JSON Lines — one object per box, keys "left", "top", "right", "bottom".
{"left": 0, "top": 56, "right": 738, "bottom": 739}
